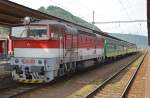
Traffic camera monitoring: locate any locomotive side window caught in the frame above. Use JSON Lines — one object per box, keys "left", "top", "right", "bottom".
{"left": 50, "top": 25, "right": 62, "bottom": 39}
{"left": 51, "top": 32, "right": 60, "bottom": 39}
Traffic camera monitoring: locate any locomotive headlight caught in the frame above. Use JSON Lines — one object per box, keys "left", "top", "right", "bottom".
{"left": 24, "top": 16, "right": 31, "bottom": 25}
{"left": 15, "top": 59, "right": 19, "bottom": 63}
{"left": 38, "top": 60, "right": 42, "bottom": 64}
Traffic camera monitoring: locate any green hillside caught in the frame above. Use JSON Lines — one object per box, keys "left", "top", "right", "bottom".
{"left": 38, "top": 6, "right": 100, "bottom": 31}
{"left": 109, "top": 33, "right": 148, "bottom": 47}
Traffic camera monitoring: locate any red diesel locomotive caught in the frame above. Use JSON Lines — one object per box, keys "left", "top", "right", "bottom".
{"left": 9, "top": 19, "right": 136, "bottom": 83}
{"left": 10, "top": 20, "right": 105, "bottom": 83}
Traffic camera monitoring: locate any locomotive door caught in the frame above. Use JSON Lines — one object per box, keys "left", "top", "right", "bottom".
{"left": 63, "top": 32, "right": 78, "bottom": 62}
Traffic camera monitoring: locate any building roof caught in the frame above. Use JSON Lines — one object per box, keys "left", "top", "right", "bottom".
{"left": 0, "top": 0, "right": 63, "bottom": 26}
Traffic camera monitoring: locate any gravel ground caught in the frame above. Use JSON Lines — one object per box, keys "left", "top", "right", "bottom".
{"left": 16, "top": 54, "right": 139, "bottom": 98}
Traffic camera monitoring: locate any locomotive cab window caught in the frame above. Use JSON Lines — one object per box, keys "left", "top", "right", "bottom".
{"left": 28, "top": 28, "right": 47, "bottom": 38}
{"left": 11, "top": 25, "right": 48, "bottom": 39}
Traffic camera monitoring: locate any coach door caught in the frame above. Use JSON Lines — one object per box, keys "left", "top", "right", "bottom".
{"left": 63, "top": 33, "right": 73, "bottom": 62}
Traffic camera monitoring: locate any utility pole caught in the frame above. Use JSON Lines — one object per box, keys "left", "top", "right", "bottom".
{"left": 92, "top": 10, "right": 95, "bottom": 30}
{"left": 92, "top": 10, "right": 95, "bottom": 25}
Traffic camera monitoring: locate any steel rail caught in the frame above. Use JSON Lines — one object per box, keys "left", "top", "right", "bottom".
{"left": 84, "top": 53, "right": 145, "bottom": 98}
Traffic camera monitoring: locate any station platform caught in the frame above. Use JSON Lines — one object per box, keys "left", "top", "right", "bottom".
{"left": 144, "top": 50, "right": 150, "bottom": 98}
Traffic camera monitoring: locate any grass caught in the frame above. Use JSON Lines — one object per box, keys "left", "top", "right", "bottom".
{"left": 68, "top": 79, "right": 103, "bottom": 98}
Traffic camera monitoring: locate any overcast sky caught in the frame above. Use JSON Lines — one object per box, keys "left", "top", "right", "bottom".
{"left": 10, "top": 0, "right": 147, "bottom": 36}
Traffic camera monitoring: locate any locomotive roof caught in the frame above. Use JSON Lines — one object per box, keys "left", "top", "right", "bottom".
{"left": 31, "top": 20, "right": 78, "bottom": 33}
{"left": 31, "top": 20, "right": 94, "bottom": 34}
{"left": 31, "top": 20, "right": 64, "bottom": 25}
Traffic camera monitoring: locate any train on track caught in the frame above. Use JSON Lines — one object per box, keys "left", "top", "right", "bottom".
{"left": 9, "top": 18, "right": 137, "bottom": 83}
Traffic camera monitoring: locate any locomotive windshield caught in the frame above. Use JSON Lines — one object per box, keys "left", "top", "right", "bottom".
{"left": 11, "top": 26, "right": 48, "bottom": 39}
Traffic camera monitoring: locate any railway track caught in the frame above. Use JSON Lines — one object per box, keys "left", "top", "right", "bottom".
{"left": 85, "top": 53, "right": 146, "bottom": 98}
{"left": 0, "top": 83, "right": 47, "bottom": 98}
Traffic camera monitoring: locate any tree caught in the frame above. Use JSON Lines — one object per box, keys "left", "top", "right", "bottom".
{"left": 38, "top": 6, "right": 46, "bottom": 13}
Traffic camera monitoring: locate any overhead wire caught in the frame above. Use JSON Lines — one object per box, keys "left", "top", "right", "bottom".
{"left": 117, "top": 0, "right": 132, "bottom": 33}
{"left": 125, "top": 0, "right": 144, "bottom": 35}
{"left": 117, "top": 0, "right": 144, "bottom": 35}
